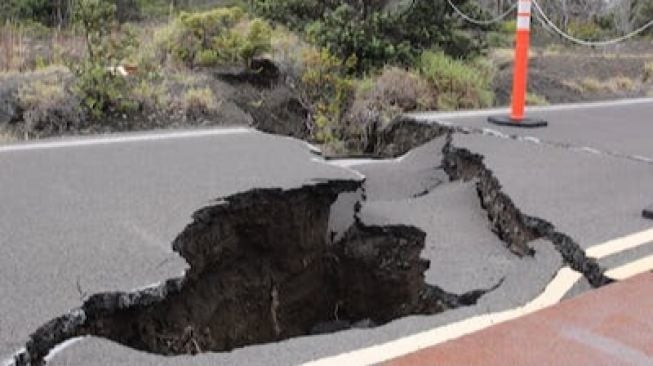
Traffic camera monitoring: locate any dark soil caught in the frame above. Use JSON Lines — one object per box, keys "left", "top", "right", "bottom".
{"left": 493, "top": 43, "right": 653, "bottom": 105}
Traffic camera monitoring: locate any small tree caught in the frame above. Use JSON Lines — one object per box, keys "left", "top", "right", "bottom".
{"left": 72, "top": 0, "right": 137, "bottom": 117}
{"left": 253, "top": 0, "right": 486, "bottom": 74}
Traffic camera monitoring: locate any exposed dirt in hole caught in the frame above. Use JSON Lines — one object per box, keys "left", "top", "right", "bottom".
{"left": 13, "top": 179, "right": 497, "bottom": 366}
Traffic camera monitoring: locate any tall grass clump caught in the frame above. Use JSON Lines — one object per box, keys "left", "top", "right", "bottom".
{"left": 419, "top": 51, "right": 494, "bottom": 110}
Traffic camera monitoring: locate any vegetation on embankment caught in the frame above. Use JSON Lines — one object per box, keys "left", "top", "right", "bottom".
{"left": 0, "top": 0, "right": 500, "bottom": 153}
{"left": 1, "top": 0, "right": 653, "bottom": 153}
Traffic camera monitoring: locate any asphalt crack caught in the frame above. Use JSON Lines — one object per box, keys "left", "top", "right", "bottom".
{"left": 9, "top": 116, "right": 619, "bottom": 365}
{"left": 11, "top": 179, "right": 497, "bottom": 366}
{"left": 441, "top": 131, "right": 613, "bottom": 287}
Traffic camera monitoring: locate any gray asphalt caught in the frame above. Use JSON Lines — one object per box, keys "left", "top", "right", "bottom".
{"left": 412, "top": 98, "right": 653, "bottom": 161}
{"left": 0, "top": 129, "right": 359, "bottom": 363}
{"left": 2, "top": 99, "right": 653, "bottom": 366}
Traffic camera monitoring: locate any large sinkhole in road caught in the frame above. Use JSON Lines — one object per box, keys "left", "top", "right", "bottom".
{"left": 18, "top": 123, "right": 611, "bottom": 365}
{"left": 21, "top": 179, "right": 492, "bottom": 364}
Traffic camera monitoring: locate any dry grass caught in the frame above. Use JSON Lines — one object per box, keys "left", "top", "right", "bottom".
{"left": 578, "top": 78, "right": 604, "bottom": 93}
{"left": 644, "top": 61, "right": 653, "bottom": 82}
{"left": 576, "top": 76, "right": 637, "bottom": 93}
{"left": 182, "top": 87, "right": 221, "bottom": 118}
{"left": 0, "top": 131, "right": 16, "bottom": 144}
{"left": 608, "top": 76, "right": 636, "bottom": 91}
{"left": 526, "top": 93, "right": 549, "bottom": 106}
{"left": 0, "top": 21, "right": 85, "bottom": 72}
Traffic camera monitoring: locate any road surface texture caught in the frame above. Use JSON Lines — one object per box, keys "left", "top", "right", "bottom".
{"left": 1, "top": 99, "right": 652, "bottom": 366}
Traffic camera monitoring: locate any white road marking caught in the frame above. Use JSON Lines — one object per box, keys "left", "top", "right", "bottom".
{"left": 43, "top": 337, "right": 86, "bottom": 363}
{"left": 0, "top": 127, "right": 253, "bottom": 153}
{"left": 304, "top": 227, "right": 653, "bottom": 366}
{"left": 585, "top": 228, "right": 653, "bottom": 259}
{"left": 605, "top": 254, "right": 653, "bottom": 280}
{"left": 302, "top": 268, "right": 582, "bottom": 366}
{"left": 408, "top": 97, "right": 653, "bottom": 120}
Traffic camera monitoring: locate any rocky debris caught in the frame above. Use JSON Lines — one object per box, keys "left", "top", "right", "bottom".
{"left": 12, "top": 178, "right": 496, "bottom": 365}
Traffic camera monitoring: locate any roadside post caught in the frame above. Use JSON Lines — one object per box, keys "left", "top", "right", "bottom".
{"left": 488, "top": 0, "right": 547, "bottom": 128}
{"left": 644, "top": 205, "right": 653, "bottom": 220}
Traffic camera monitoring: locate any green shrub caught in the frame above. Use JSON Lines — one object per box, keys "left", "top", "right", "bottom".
{"left": 255, "top": 0, "right": 486, "bottom": 74}
{"left": 182, "top": 87, "right": 220, "bottom": 118}
{"left": 419, "top": 51, "right": 494, "bottom": 110}
{"left": 566, "top": 20, "right": 607, "bottom": 41}
{"left": 158, "top": 7, "right": 271, "bottom": 67}
{"left": 299, "top": 48, "right": 354, "bottom": 143}
{"left": 71, "top": 0, "right": 138, "bottom": 118}
{"left": 252, "top": 0, "right": 336, "bottom": 30}
{"left": 499, "top": 20, "right": 516, "bottom": 34}
{"left": 130, "top": 79, "right": 168, "bottom": 111}
{"left": 196, "top": 49, "right": 220, "bottom": 66}
{"left": 487, "top": 32, "right": 513, "bottom": 48}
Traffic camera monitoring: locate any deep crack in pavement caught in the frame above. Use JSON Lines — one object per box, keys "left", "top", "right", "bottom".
{"left": 11, "top": 178, "right": 498, "bottom": 366}
{"left": 7, "top": 117, "right": 621, "bottom": 365}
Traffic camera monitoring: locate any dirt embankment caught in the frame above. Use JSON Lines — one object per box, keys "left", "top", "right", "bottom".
{"left": 0, "top": 59, "right": 310, "bottom": 141}
{"left": 493, "top": 41, "right": 653, "bottom": 105}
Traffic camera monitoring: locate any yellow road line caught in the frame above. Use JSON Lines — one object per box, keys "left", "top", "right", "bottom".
{"left": 302, "top": 268, "right": 582, "bottom": 366}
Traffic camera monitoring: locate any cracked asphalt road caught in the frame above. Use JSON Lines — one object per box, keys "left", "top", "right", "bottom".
{"left": 2, "top": 99, "right": 653, "bottom": 365}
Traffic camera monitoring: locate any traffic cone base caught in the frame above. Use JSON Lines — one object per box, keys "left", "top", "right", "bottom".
{"left": 487, "top": 115, "right": 548, "bottom": 128}
{"left": 643, "top": 205, "right": 653, "bottom": 220}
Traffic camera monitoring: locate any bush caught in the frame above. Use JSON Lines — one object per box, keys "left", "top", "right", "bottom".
{"left": 255, "top": 0, "right": 487, "bottom": 74}
{"left": 487, "top": 32, "right": 513, "bottom": 48}
{"left": 499, "top": 20, "right": 516, "bottom": 34}
{"left": 252, "top": 0, "right": 336, "bottom": 30}
{"left": 71, "top": 0, "right": 138, "bottom": 118}
{"left": 159, "top": 7, "right": 271, "bottom": 68}
{"left": 356, "top": 67, "right": 435, "bottom": 112}
{"left": 567, "top": 20, "right": 608, "bottom": 41}
{"left": 419, "top": 51, "right": 494, "bottom": 110}
{"left": 344, "top": 67, "right": 435, "bottom": 151}
{"left": 298, "top": 48, "right": 354, "bottom": 143}
{"left": 16, "top": 69, "right": 83, "bottom": 137}
{"left": 182, "top": 87, "right": 221, "bottom": 118}
{"left": 306, "top": 4, "right": 412, "bottom": 73}
{"left": 130, "top": 79, "right": 168, "bottom": 111}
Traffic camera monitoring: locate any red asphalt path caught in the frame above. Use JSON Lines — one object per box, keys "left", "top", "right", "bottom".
{"left": 385, "top": 272, "right": 653, "bottom": 366}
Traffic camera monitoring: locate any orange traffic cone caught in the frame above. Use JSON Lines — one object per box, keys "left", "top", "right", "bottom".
{"left": 489, "top": 0, "right": 547, "bottom": 128}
